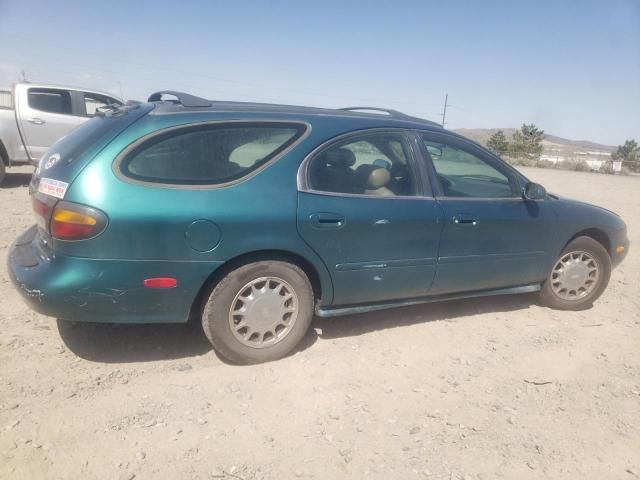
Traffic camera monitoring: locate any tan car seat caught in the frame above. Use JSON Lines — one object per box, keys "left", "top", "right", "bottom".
{"left": 355, "top": 164, "right": 394, "bottom": 196}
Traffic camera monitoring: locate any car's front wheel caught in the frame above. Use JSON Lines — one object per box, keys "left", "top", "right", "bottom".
{"left": 202, "top": 260, "right": 314, "bottom": 364}
{"left": 539, "top": 236, "right": 611, "bottom": 310}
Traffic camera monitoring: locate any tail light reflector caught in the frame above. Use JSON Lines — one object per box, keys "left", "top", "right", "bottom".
{"left": 31, "top": 194, "right": 56, "bottom": 230}
{"left": 144, "top": 278, "right": 178, "bottom": 289}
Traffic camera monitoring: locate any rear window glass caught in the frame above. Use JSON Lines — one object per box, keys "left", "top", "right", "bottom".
{"left": 121, "top": 123, "right": 304, "bottom": 185}
{"left": 34, "top": 103, "right": 152, "bottom": 178}
{"left": 28, "top": 88, "right": 72, "bottom": 114}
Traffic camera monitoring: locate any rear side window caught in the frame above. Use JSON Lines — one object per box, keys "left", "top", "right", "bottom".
{"left": 28, "top": 88, "right": 72, "bottom": 115}
{"left": 121, "top": 123, "right": 305, "bottom": 185}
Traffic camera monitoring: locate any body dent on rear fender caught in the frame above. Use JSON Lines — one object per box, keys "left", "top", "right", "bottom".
{"left": 9, "top": 246, "right": 223, "bottom": 323}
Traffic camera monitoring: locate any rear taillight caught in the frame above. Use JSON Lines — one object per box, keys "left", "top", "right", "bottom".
{"left": 50, "top": 202, "right": 108, "bottom": 240}
{"left": 31, "top": 194, "right": 56, "bottom": 231}
{"left": 32, "top": 191, "right": 107, "bottom": 240}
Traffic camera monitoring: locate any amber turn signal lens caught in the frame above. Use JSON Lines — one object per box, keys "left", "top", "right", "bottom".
{"left": 50, "top": 202, "right": 107, "bottom": 240}
{"left": 615, "top": 245, "right": 625, "bottom": 254}
{"left": 53, "top": 209, "right": 97, "bottom": 226}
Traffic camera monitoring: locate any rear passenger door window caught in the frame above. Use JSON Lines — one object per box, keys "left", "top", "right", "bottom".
{"left": 120, "top": 123, "right": 305, "bottom": 185}
{"left": 307, "top": 131, "right": 419, "bottom": 197}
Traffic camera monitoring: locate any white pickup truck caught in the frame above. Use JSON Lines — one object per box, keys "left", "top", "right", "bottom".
{"left": 0, "top": 83, "right": 122, "bottom": 184}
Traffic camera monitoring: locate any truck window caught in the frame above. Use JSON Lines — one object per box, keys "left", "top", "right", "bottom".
{"left": 28, "top": 88, "right": 72, "bottom": 115}
{"left": 83, "top": 93, "right": 121, "bottom": 117}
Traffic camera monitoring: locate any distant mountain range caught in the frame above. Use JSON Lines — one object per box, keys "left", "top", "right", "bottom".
{"left": 454, "top": 128, "right": 616, "bottom": 153}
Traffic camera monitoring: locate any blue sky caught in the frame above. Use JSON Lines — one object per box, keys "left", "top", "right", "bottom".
{"left": 0, "top": 0, "right": 638, "bottom": 145}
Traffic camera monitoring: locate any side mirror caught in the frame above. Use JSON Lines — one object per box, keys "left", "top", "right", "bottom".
{"left": 523, "top": 182, "right": 547, "bottom": 201}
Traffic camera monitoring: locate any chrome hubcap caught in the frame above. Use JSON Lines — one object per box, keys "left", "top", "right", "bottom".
{"left": 228, "top": 277, "right": 298, "bottom": 349}
{"left": 550, "top": 251, "right": 599, "bottom": 300}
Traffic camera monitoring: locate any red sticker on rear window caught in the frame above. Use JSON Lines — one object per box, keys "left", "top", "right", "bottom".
{"left": 38, "top": 178, "right": 69, "bottom": 199}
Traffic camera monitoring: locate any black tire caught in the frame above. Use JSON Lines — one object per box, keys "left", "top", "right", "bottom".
{"left": 202, "top": 260, "right": 314, "bottom": 364}
{"left": 0, "top": 160, "right": 6, "bottom": 185}
{"left": 539, "top": 236, "right": 611, "bottom": 310}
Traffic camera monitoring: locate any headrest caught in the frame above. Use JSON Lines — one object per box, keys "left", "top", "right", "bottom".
{"left": 372, "top": 158, "right": 392, "bottom": 170}
{"left": 324, "top": 148, "right": 356, "bottom": 168}
{"left": 356, "top": 164, "right": 391, "bottom": 189}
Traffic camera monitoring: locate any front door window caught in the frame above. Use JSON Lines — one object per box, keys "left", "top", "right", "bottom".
{"left": 422, "top": 137, "right": 516, "bottom": 198}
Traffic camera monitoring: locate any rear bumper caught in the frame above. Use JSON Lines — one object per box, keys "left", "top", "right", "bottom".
{"left": 8, "top": 225, "right": 223, "bottom": 323}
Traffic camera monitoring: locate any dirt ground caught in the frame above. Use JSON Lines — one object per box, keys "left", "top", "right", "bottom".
{"left": 0, "top": 165, "right": 638, "bottom": 480}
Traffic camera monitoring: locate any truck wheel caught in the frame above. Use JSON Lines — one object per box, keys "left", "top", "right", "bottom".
{"left": 202, "top": 260, "right": 314, "bottom": 364}
{"left": 539, "top": 236, "right": 611, "bottom": 310}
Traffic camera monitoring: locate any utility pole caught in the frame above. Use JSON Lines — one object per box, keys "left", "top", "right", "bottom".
{"left": 20, "top": 70, "right": 27, "bottom": 82}
{"left": 441, "top": 93, "right": 449, "bottom": 127}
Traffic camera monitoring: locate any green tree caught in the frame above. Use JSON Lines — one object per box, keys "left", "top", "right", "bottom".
{"left": 511, "top": 124, "right": 545, "bottom": 161}
{"left": 487, "top": 130, "right": 509, "bottom": 156}
{"left": 611, "top": 139, "right": 639, "bottom": 172}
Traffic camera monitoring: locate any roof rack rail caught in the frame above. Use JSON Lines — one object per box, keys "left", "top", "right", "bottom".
{"left": 338, "top": 106, "right": 439, "bottom": 125}
{"left": 147, "top": 91, "right": 212, "bottom": 107}
{"left": 338, "top": 106, "right": 408, "bottom": 117}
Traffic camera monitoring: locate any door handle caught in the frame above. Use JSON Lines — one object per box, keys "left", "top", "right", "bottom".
{"left": 309, "top": 213, "right": 345, "bottom": 229}
{"left": 452, "top": 214, "right": 478, "bottom": 226}
{"left": 27, "top": 118, "right": 45, "bottom": 125}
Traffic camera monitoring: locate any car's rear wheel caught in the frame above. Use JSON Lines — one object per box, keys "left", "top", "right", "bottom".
{"left": 202, "top": 260, "right": 314, "bottom": 364}
{"left": 539, "top": 236, "right": 611, "bottom": 310}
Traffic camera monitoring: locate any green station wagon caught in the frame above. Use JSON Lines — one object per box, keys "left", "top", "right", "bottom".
{"left": 8, "top": 91, "right": 629, "bottom": 363}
